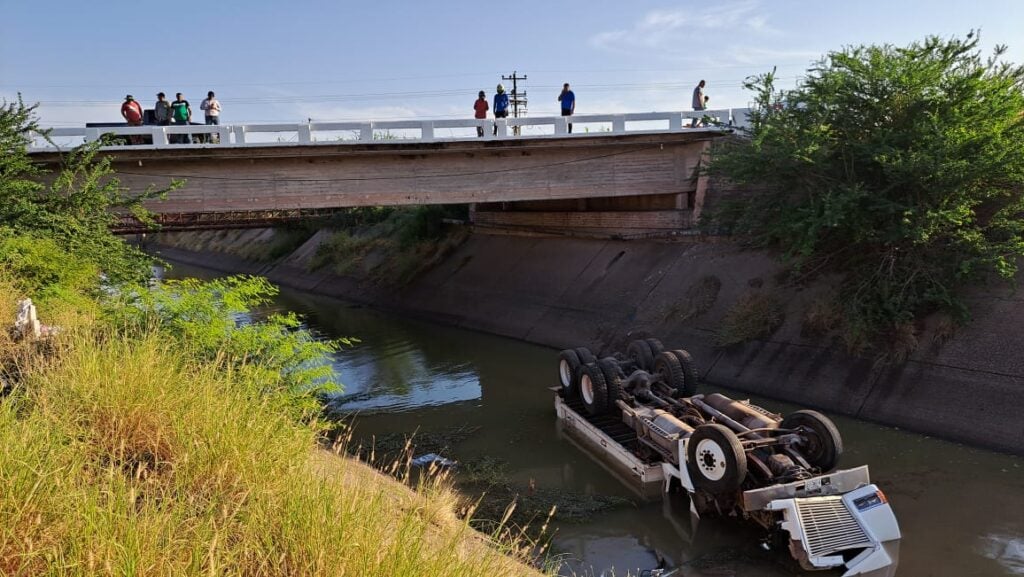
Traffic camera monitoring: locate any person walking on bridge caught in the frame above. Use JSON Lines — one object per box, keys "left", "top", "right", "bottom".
{"left": 473, "top": 90, "right": 489, "bottom": 137}
{"left": 493, "top": 84, "right": 509, "bottom": 136}
{"left": 558, "top": 83, "right": 575, "bottom": 134}
{"left": 171, "top": 92, "right": 192, "bottom": 144}
{"left": 691, "top": 80, "right": 708, "bottom": 127}
{"left": 120, "top": 95, "right": 143, "bottom": 145}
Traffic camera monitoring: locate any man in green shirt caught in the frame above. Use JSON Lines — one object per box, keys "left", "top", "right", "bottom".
{"left": 170, "top": 93, "right": 192, "bottom": 144}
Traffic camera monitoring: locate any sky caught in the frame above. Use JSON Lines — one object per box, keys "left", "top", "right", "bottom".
{"left": 2, "top": 0, "right": 1023, "bottom": 128}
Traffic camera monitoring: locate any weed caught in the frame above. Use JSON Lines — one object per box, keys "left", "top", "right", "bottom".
{"left": 671, "top": 275, "right": 722, "bottom": 322}
{"left": 716, "top": 292, "right": 784, "bottom": 346}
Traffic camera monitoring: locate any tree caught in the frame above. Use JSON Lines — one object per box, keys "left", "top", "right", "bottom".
{"left": 0, "top": 96, "right": 177, "bottom": 285}
{"left": 708, "top": 33, "right": 1024, "bottom": 348}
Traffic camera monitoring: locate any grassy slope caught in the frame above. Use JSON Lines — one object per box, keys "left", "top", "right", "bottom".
{"left": 0, "top": 285, "right": 543, "bottom": 577}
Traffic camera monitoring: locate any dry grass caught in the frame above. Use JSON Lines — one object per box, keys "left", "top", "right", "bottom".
{"left": 0, "top": 314, "right": 545, "bottom": 576}
{"left": 716, "top": 292, "right": 785, "bottom": 346}
{"left": 801, "top": 294, "right": 842, "bottom": 337}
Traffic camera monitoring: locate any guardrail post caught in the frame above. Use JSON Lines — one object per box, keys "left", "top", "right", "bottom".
{"left": 217, "top": 126, "right": 230, "bottom": 145}
{"left": 554, "top": 117, "right": 569, "bottom": 135}
{"left": 298, "top": 124, "right": 312, "bottom": 144}
{"left": 482, "top": 120, "right": 494, "bottom": 140}
{"left": 84, "top": 128, "right": 100, "bottom": 143}
{"left": 421, "top": 121, "right": 434, "bottom": 142}
{"left": 232, "top": 125, "right": 246, "bottom": 144}
{"left": 669, "top": 113, "right": 683, "bottom": 131}
{"left": 494, "top": 119, "right": 508, "bottom": 138}
{"left": 359, "top": 123, "right": 373, "bottom": 142}
{"left": 612, "top": 116, "right": 626, "bottom": 133}
{"left": 153, "top": 126, "right": 169, "bottom": 147}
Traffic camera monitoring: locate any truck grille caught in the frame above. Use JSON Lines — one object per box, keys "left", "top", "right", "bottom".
{"left": 797, "top": 497, "right": 872, "bottom": 557}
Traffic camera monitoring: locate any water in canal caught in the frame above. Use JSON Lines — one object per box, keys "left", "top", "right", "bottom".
{"left": 165, "top": 262, "right": 1024, "bottom": 577}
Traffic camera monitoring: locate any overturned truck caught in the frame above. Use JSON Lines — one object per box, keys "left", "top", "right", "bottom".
{"left": 555, "top": 339, "right": 900, "bottom": 576}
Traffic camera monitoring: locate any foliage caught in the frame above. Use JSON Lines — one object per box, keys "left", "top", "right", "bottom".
{"left": 310, "top": 206, "right": 470, "bottom": 284}
{"left": 708, "top": 33, "right": 1024, "bottom": 346}
{"left": 105, "top": 276, "right": 345, "bottom": 418}
{"left": 0, "top": 227, "right": 98, "bottom": 302}
{"left": 0, "top": 329, "right": 544, "bottom": 576}
{"left": 0, "top": 96, "right": 178, "bottom": 285}
{"left": 716, "top": 292, "right": 785, "bottom": 346}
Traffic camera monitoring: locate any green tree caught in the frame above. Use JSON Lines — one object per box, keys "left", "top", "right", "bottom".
{"left": 0, "top": 96, "right": 177, "bottom": 285}
{"left": 709, "top": 33, "right": 1024, "bottom": 348}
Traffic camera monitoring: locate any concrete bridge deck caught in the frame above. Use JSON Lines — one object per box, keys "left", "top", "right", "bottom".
{"left": 29, "top": 112, "right": 739, "bottom": 235}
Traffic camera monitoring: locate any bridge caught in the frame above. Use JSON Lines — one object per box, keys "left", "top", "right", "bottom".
{"left": 28, "top": 109, "right": 748, "bottom": 236}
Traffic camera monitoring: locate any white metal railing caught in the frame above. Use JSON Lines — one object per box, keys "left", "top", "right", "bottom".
{"left": 29, "top": 109, "right": 751, "bottom": 151}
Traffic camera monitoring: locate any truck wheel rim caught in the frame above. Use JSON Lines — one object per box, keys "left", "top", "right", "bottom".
{"left": 581, "top": 374, "right": 594, "bottom": 404}
{"left": 695, "top": 438, "right": 728, "bottom": 481}
{"left": 559, "top": 359, "right": 572, "bottom": 388}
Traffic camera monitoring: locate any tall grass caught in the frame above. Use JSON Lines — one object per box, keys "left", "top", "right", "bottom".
{"left": 0, "top": 326, "right": 544, "bottom": 576}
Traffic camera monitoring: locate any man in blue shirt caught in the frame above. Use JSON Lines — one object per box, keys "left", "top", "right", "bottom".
{"left": 493, "top": 84, "right": 509, "bottom": 135}
{"left": 558, "top": 83, "right": 576, "bottom": 133}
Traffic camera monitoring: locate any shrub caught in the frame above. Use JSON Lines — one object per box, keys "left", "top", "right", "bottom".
{"left": 105, "top": 276, "right": 345, "bottom": 419}
{"left": 716, "top": 292, "right": 784, "bottom": 346}
{"left": 708, "top": 33, "right": 1024, "bottom": 347}
{"left": 0, "top": 96, "right": 178, "bottom": 285}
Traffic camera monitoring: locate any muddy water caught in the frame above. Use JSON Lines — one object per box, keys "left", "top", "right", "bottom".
{"left": 165, "top": 262, "right": 1024, "bottom": 577}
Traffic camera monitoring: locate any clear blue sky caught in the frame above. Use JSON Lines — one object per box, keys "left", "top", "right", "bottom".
{"left": 2, "top": 0, "right": 1022, "bottom": 126}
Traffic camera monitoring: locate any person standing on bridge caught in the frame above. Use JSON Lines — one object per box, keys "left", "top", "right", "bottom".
{"left": 493, "top": 84, "right": 509, "bottom": 136}
{"left": 473, "top": 90, "right": 489, "bottom": 137}
{"left": 153, "top": 93, "right": 172, "bottom": 127}
{"left": 120, "top": 95, "right": 143, "bottom": 145}
{"left": 691, "top": 80, "right": 708, "bottom": 127}
{"left": 558, "top": 83, "right": 575, "bottom": 134}
{"left": 171, "top": 93, "right": 192, "bottom": 144}
{"left": 200, "top": 91, "right": 221, "bottom": 143}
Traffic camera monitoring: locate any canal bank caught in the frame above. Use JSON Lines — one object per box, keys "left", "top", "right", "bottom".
{"left": 152, "top": 229, "right": 1024, "bottom": 456}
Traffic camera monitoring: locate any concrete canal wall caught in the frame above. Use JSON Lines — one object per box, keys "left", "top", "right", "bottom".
{"left": 153, "top": 230, "right": 1024, "bottom": 456}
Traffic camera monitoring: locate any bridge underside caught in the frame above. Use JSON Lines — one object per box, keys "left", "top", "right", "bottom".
{"left": 33, "top": 131, "right": 723, "bottom": 237}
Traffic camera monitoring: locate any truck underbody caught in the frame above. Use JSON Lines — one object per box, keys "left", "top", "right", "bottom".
{"left": 554, "top": 339, "right": 901, "bottom": 576}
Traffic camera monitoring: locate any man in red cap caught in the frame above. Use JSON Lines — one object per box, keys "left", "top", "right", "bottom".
{"left": 120, "top": 94, "right": 143, "bottom": 145}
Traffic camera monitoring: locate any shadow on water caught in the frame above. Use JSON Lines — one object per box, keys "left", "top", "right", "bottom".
{"left": 162, "top": 262, "right": 1024, "bottom": 577}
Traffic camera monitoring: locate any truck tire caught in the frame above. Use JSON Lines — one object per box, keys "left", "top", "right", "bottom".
{"left": 780, "top": 410, "right": 843, "bottom": 472}
{"left": 668, "top": 349, "right": 700, "bottom": 397}
{"left": 645, "top": 338, "right": 665, "bottom": 355}
{"left": 558, "top": 349, "right": 582, "bottom": 397}
{"left": 580, "top": 363, "right": 610, "bottom": 416}
{"left": 653, "top": 351, "right": 686, "bottom": 394}
{"left": 596, "top": 357, "right": 624, "bottom": 413}
{"left": 574, "top": 347, "right": 596, "bottom": 365}
{"left": 687, "top": 424, "right": 748, "bottom": 494}
{"left": 627, "top": 340, "right": 655, "bottom": 371}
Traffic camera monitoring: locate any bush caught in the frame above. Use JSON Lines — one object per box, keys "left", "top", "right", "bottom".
{"left": 0, "top": 96, "right": 177, "bottom": 285}
{"left": 105, "top": 276, "right": 345, "bottom": 419}
{"left": 708, "top": 33, "right": 1024, "bottom": 346}
{"left": 716, "top": 292, "right": 785, "bottom": 346}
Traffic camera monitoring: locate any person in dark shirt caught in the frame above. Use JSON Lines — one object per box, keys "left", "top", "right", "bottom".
{"left": 558, "top": 83, "right": 576, "bottom": 133}
{"left": 170, "top": 93, "right": 192, "bottom": 144}
{"left": 473, "top": 91, "right": 489, "bottom": 137}
{"left": 153, "top": 92, "right": 172, "bottom": 127}
{"left": 493, "top": 84, "right": 509, "bottom": 136}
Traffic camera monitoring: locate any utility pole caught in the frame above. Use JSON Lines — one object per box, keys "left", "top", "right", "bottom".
{"left": 502, "top": 71, "right": 527, "bottom": 135}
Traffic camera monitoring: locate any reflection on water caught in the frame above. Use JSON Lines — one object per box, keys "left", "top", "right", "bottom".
{"left": 978, "top": 532, "right": 1024, "bottom": 576}
{"left": 163, "top": 261, "right": 1024, "bottom": 577}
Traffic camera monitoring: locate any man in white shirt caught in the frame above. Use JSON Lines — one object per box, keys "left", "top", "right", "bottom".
{"left": 200, "top": 91, "right": 221, "bottom": 125}
{"left": 200, "top": 91, "right": 221, "bottom": 143}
